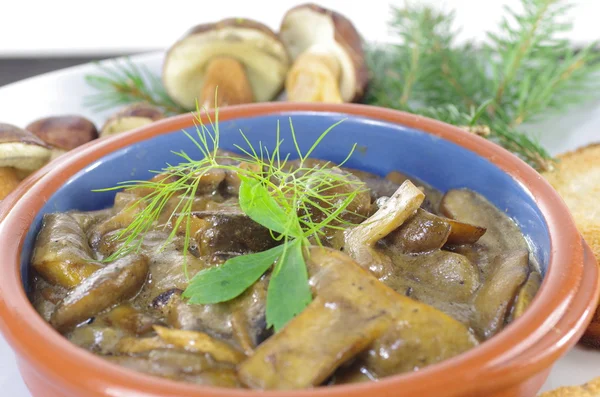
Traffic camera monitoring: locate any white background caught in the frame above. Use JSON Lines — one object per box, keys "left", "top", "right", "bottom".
{"left": 0, "top": 0, "right": 598, "bottom": 56}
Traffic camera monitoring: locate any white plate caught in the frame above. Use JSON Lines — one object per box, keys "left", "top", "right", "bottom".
{"left": 0, "top": 52, "right": 598, "bottom": 396}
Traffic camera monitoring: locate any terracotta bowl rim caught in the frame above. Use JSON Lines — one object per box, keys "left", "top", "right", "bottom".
{"left": 0, "top": 103, "right": 596, "bottom": 397}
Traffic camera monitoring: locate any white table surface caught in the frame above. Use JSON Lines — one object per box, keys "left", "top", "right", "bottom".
{"left": 0, "top": 51, "right": 598, "bottom": 396}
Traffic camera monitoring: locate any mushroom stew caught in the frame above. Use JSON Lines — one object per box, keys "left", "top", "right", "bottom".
{"left": 30, "top": 156, "right": 541, "bottom": 390}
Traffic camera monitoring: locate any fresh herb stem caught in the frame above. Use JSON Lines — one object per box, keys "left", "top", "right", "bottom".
{"left": 95, "top": 105, "right": 366, "bottom": 331}
{"left": 84, "top": 59, "right": 187, "bottom": 115}
{"left": 364, "top": 0, "right": 600, "bottom": 171}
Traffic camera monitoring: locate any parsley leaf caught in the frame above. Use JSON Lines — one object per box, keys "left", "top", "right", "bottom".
{"left": 238, "top": 177, "right": 301, "bottom": 237}
{"left": 266, "top": 239, "right": 312, "bottom": 331}
{"left": 183, "top": 244, "right": 285, "bottom": 304}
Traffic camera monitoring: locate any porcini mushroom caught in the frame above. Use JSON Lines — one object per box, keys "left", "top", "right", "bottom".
{"left": 280, "top": 4, "right": 368, "bottom": 103}
{"left": 100, "top": 103, "right": 165, "bottom": 137}
{"left": 26, "top": 115, "right": 98, "bottom": 159}
{"left": 0, "top": 123, "right": 52, "bottom": 199}
{"left": 163, "top": 19, "right": 290, "bottom": 110}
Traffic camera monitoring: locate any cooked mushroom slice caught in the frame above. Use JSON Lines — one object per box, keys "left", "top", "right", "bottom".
{"left": 189, "top": 209, "right": 279, "bottom": 258}
{"left": 280, "top": 4, "right": 368, "bottom": 103}
{"left": 154, "top": 279, "right": 269, "bottom": 351}
{"left": 100, "top": 103, "right": 164, "bottom": 137}
{"left": 384, "top": 208, "right": 452, "bottom": 253}
{"left": 510, "top": 270, "right": 542, "bottom": 319}
{"left": 106, "top": 350, "right": 240, "bottom": 386}
{"left": 360, "top": 303, "right": 478, "bottom": 377}
{"left": 445, "top": 218, "right": 487, "bottom": 245}
{"left": 0, "top": 123, "right": 51, "bottom": 197}
{"left": 382, "top": 250, "right": 480, "bottom": 308}
{"left": 344, "top": 180, "right": 424, "bottom": 276}
{"left": 115, "top": 336, "right": 170, "bottom": 354}
{"left": 239, "top": 247, "right": 477, "bottom": 390}
{"left": 88, "top": 196, "right": 147, "bottom": 252}
{"left": 472, "top": 250, "right": 530, "bottom": 339}
{"left": 440, "top": 189, "right": 529, "bottom": 265}
{"left": 104, "top": 304, "right": 158, "bottom": 335}
{"left": 32, "top": 213, "right": 101, "bottom": 288}
{"left": 383, "top": 208, "right": 485, "bottom": 251}
{"left": 69, "top": 325, "right": 127, "bottom": 354}
{"left": 238, "top": 295, "right": 391, "bottom": 390}
{"left": 50, "top": 254, "right": 149, "bottom": 333}
{"left": 26, "top": 115, "right": 98, "bottom": 159}
{"left": 154, "top": 326, "right": 246, "bottom": 364}
{"left": 163, "top": 19, "right": 289, "bottom": 110}
{"left": 312, "top": 247, "right": 477, "bottom": 378}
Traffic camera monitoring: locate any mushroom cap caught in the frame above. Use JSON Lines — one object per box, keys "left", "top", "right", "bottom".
{"left": 163, "top": 18, "right": 290, "bottom": 109}
{"left": 280, "top": 3, "right": 368, "bottom": 102}
{"left": 112, "top": 103, "right": 165, "bottom": 121}
{"left": 0, "top": 123, "right": 51, "bottom": 170}
{"left": 100, "top": 103, "right": 165, "bottom": 137}
{"left": 26, "top": 115, "right": 98, "bottom": 151}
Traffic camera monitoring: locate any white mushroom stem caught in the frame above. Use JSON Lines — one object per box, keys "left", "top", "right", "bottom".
{"left": 286, "top": 49, "right": 343, "bottom": 103}
{"left": 200, "top": 57, "right": 255, "bottom": 109}
{"left": 344, "top": 180, "right": 425, "bottom": 277}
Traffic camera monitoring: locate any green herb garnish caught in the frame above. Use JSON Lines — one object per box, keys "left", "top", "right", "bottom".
{"left": 96, "top": 106, "right": 365, "bottom": 331}
{"left": 85, "top": 58, "right": 187, "bottom": 115}
{"left": 364, "top": 1, "right": 600, "bottom": 171}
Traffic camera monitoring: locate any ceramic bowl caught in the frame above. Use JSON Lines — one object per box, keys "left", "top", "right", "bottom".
{"left": 0, "top": 103, "right": 597, "bottom": 397}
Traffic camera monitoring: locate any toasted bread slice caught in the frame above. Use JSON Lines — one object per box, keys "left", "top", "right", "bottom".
{"left": 539, "top": 376, "right": 600, "bottom": 396}
{"left": 543, "top": 143, "right": 600, "bottom": 347}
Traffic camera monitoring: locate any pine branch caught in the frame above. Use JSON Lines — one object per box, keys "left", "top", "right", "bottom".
{"left": 84, "top": 59, "right": 187, "bottom": 115}
{"left": 364, "top": 1, "right": 600, "bottom": 171}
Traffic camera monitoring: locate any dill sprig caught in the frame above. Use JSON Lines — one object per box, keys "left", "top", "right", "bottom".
{"left": 95, "top": 105, "right": 366, "bottom": 330}
{"left": 365, "top": 0, "right": 600, "bottom": 171}
{"left": 84, "top": 59, "right": 187, "bottom": 115}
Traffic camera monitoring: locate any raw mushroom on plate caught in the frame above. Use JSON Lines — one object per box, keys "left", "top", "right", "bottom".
{"left": 163, "top": 18, "right": 290, "bottom": 110}
{"left": 100, "top": 103, "right": 165, "bottom": 137}
{"left": 280, "top": 3, "right": 368, "bottom": 103}
{"left": 0, "top": 123, "right": 52, "bottom": 200}
{"left": 26, "top": 115, "right": 98, "bottom": 159}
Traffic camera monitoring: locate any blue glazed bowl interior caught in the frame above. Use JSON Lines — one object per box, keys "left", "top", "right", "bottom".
{"left": 21, "top": 111, "right": 550, "bottom": 291}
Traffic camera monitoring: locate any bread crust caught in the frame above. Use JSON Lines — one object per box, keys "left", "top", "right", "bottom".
{"left": 543, "top": 143, "right": 600, "bottom": 347}
{"left": 538, "top": 376, "right": 600, "bottom": 396}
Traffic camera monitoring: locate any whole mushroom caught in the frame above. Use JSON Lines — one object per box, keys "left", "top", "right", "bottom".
{"left": 26, "top": 115, "right": 98, "bottom": 159}
{"left": 0, "top": 123, "right": 52, "bottom": 199}
{"left": 280, "top": 4, "right": 368, "bottom": 103}
{"left": 163, "top": 18, "right": 290, "bottom": 110}
{"left": 100, "top": 103, "right": 165, "bottom": 137}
